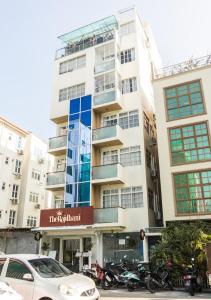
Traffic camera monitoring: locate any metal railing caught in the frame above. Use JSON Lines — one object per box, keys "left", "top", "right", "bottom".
{"left": 55, "top": 31, "right": 114, "bottom": 60}
{"left": 154, "top": 54, "right": 211, "bottom": 79}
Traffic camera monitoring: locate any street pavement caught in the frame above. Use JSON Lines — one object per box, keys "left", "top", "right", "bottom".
{"left": 99, "top": 288, "right": 211, "bottom": 299}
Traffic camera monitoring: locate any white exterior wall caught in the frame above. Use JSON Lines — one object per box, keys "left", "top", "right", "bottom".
{"left": 0, "top": 117, "right": 52, "bottom": 228}
{"left": 154, "top": 66, "right": 211, "bottom": 223}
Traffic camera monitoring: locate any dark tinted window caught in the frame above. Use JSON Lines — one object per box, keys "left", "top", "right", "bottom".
{"left": 6, "top": 260, "right": 31, "bottom": 280}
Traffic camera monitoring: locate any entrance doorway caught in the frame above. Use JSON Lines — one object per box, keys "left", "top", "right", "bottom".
{"left": 63, "top": 239, "right": 80, "bottom": 272}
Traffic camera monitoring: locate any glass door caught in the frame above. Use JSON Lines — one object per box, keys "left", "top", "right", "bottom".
{"left": 63, "top": 239, "right": 80, "bottom": 272}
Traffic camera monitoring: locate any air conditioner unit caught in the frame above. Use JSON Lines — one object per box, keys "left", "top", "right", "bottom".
{"left": 17, "top": 149, "right": 24, "bottom": 155}
{"left": 38, "top": 158, "right": 44, "bottom": 164}
{"left": 35, "top": 204, "right": 40, "bottom": 209}
{"left": 10, "top": 198, "right": 18, "bottom": 205}
{"left": 14, "top": 173, "right": 21, "bottom": 179}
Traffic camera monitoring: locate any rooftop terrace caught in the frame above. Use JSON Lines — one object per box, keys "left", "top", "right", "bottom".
{"left": 55, "top": 15, "right": 118, "bottom": 60}
{"left": 154, "top": 53, "right": 211, "bottom": 79}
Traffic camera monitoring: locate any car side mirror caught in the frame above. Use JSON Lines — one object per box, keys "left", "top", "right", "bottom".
{"left": 23, "top": 273, "right": 34, "bottom": 281}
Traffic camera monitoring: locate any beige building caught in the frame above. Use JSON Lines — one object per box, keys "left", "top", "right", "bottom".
{"left": 0, "top": 116, "right": 51, "bottom": 230}
{"left": 153, "top": 54, "right": 211, "bottom": 224}
{"left": 38, "top": 7, "right": 163, "bottom": 271}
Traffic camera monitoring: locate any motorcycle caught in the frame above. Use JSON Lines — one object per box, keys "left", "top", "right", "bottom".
{"left": 126, "top": 263, "right": 150, "bottom": 292}
{"left": 82, "top": 262, "right": 105, "bottom": 287}
{"left": 146, "top": 262, "right": 173, "bottom": 293}
{"left": 183, "top": 258, "right": 202, "bottom": 296}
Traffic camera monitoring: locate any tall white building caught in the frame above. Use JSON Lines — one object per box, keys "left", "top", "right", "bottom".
{"left": 153, "top": 55, "right": 211, "bottom": 224}
{"left": 39, "top": 7, "right": 162, "bottom": 271}
{"left": 0, "top": 116, "right": 51, "bottom": 230}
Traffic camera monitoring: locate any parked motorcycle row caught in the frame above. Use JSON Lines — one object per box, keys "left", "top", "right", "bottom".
{"left": 82, "top": 257, "right": 205, "bottom": 296}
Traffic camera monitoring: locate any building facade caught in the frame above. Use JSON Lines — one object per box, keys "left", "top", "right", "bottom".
{"left": 153, "top": 55, "right": 211, "bottom": 225}
{"left": 39, "top": 7, "right": 163, "bottom": 271}
{"left": 0, "top": 116, "right": 50, "bottom": 234}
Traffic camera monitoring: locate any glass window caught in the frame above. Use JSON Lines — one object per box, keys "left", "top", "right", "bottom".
{"left": 81, "top": 95, "right": 91, "bottom": 111}
{"left": 119, "top": 110, "right": 139, "bottom": 129}
{"left": 120, "top": 146, "right": 141, "bottom": 166}
{"left": 103, "top": 186, "right": 143, "bottom": 208}
{"left": 59, "top": 55, "right": 86, "bottom": 74}
{"left": 70, "top": 98, "right": 80, "bottom": 114}
{"left": 27, "top": 216, "right": 37, "bottom": 227}
{"left": 95, "top": 72, "right": 115, "bottom": 93}
{"left": 174, "top": 170, "right": 211, "bottom": 215}
{"left": 121, "top": 48, "right": 135, "bottom": 64}
{"left": 165, "top": 80, "right": 205, "bottom": 121}
{"left": 169, "top": 122, "right": 211, "bottom": 165}
{"left": 122, "top": 77, "right": 137, "bottom": 94}
{"left": 6, "top": 260, "right": 32, "bottom": 280}
{"left": 120, "top": 22, "right": 135, "bottom": 36}
{"left": 59, "top": 83, "right": 85, "bottom": 102}
{"left": 9, "top": 210, "right": 16, "bottom": 225}
{"left": 12, "top": 184, "right": 19, "bottom": 199}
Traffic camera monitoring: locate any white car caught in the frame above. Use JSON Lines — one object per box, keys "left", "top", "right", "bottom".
{"left": 0, "top": 281, "right": 23, "bottom": 300}
{"left": 0, "top": 254, "right": 100, "bottom": 300}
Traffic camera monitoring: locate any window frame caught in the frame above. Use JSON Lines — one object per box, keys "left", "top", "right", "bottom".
{"left": 6, "top": 259, "right": 34, "bottom": 281}
{"left": 173, "top": 169, "right": 211, "bottom": 216}
{"left": 164, "top": 79, "right": 206, "bottom": 122}
{"left": 168, "top": 121, "right": 211, "bottom": 166}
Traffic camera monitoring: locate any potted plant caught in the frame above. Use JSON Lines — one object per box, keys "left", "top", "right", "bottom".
{"left": 41, "top": 242, "right": 50, "bottom": 255}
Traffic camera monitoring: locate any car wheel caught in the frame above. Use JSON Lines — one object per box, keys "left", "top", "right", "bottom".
{"left": 39, "top": 298, "right": 52, "bottom": 300}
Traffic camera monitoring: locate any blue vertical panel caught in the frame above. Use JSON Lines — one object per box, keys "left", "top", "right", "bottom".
{"left": 65, "top": 95, "right": 92, "bottom": 208}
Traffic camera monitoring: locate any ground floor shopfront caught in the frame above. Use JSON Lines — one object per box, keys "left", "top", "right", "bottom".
{"left": 35, "top": 207, "right": 161, "bottom": 272}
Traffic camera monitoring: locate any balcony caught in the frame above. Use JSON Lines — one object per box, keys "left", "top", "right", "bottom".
{"left": 92, "top": 163, "right": 124, "bottom": 185}
{"left": 92, "top": 125, "right": 123, "bottom": 147}
{"left": 48, "top": 135, "right": 67, "bottom": 156}
{"left": 94, "top": 59, "right": 115, "bottom": 74}
{"left": 54, "top": 199, "right": 64, "bottom": 209}
{"left": 93, "top": 207, "right": 126, "bottom": 229}
{"left": 93, "top": 88, "right": 122, "bottom": 112}
{"left": 46, "top": 171, "right": 65, "bottom": 191}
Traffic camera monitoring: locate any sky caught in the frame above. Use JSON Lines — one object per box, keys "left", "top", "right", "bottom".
{"left": 0, "top": 0, "right": 211, "bottom": 141}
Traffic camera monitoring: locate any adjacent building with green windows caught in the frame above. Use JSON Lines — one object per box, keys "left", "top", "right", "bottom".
{"left": 153, "top": 54, "right": 211, "bottom": 223}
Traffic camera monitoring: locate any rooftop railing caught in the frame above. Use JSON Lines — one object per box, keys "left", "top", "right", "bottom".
{"left": 55, "top": 31, "right": 114, "bottom": 60}
{"left": 154, "top": 54, "right": 211, "bottom": 79}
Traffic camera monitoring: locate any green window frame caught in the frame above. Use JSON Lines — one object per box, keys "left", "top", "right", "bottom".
{"left": 165, "top": 80, "right": 205, "bottom": 121}
{"left": 169, "top": 122, "right": 211, "bottom": 164}
{"left": 174, "top": 170, "right": 211, "bottom": 215}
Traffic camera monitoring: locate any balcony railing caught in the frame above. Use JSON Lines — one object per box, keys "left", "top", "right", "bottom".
{"left": 92, "top": 163, "right": 124, "bottom": 184}
{"left": 94, "top": 59, "right": 115, "bottom": 74}
{"left": 154, "top": 53, "right": 211, "bottom": 79}
{"left": 94, "top": 207, "right": 125, "bottom": 224}
{"left": 92, "top": 124, "right": 123, "bottom": 146}
{"left": 93, "top": 88, "right": 121, "bottom": 108}
{"left": 49, "top": 135, "right": 67, "bottom": 151}
{"left": 46, "top": 171, "right": 65, "bottom": 187}
{"left": 55, "top": 31, "right": 114, "bottom": 60}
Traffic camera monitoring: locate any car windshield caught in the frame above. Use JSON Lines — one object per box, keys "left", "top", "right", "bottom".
{"left": 29, "top": 258, "right": 73, "bottom": 278}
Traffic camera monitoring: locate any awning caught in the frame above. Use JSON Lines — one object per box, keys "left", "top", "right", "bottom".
{"left": 58, "top": 15, "right": 118, "bottom": 44}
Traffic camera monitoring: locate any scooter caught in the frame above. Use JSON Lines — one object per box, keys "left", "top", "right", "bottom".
{"left": 183, "top": 258, "right": 202, "bottom": 296}
{"left": 126, "top": 263, "right": 149, "bottom": 291}
{"left": 146, "top": 262, "right": 173, "bottom": 293}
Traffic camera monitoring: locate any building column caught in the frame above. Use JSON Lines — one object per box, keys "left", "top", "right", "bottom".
{"left": 95, "top": 232, "right": 103, "bottom": 266}
{"left": 143, "top": 236, "right": 149, "bottom": 262}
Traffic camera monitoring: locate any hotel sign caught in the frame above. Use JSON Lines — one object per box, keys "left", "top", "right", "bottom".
{"left": 40, "top": 207, "right": 93, "bottom": 227}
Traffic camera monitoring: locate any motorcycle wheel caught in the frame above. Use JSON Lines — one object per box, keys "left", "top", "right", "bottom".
{"left": 127, "top": 280, "right": 135, "bottom": 292}
{"left": 146, "top": 277, "right": 159, "bottom": 293}
{"left": 189, "top": 282, "right": 196, "bottom": 296}
{"left": 168, "top": 280, "right": 174, "bottom": 291}
{"left": 101, "top": 279, "right": 112, "bottom": 290}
